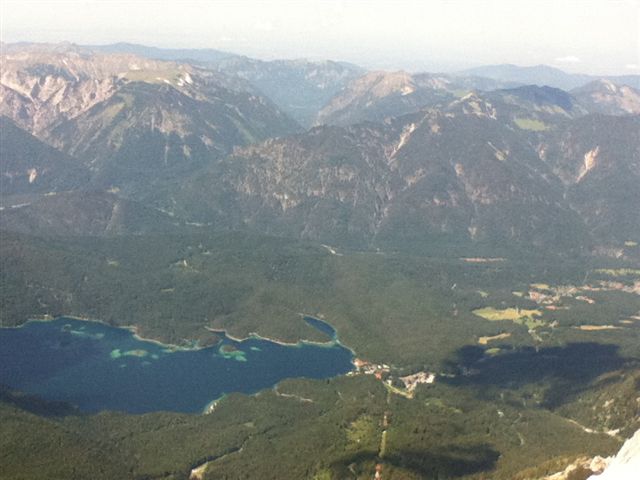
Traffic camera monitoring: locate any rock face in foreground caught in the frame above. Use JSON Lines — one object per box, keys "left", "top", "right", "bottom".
{"left": 588, "top": 429, "right": 640, "bottom": 480}
{"left": 540, "top": 429, "right": 639, "bottom": 480}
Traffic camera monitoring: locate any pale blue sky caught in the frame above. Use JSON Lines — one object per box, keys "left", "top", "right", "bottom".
{"left": 2, "top": 0, "right": 639, "bottom": 74}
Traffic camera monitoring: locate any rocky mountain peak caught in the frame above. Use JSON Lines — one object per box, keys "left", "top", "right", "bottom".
{"left": 572, "top": 79, "right": 640, "bottom": 115}
{"left": 314, "top": 71, "right": 456, "bottom": 127}
{"left": 353, "top": 71, "right": 417, "bottom": 97}
{"left": 446, "top": 92, "right": 497, "bottom": 119}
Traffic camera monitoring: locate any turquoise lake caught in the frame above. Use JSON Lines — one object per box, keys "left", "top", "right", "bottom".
{"left": 0, "top": 317, "right": 353, "bottom": 414}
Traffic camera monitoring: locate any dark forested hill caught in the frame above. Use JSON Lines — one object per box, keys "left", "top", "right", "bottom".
{"left": 0, "top": 116, "right": 89, "bottom": 195}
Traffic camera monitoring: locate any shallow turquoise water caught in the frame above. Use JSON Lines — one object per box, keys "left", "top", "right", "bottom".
{"left": 0, "top": 317, "right": 353, "bottom": 414}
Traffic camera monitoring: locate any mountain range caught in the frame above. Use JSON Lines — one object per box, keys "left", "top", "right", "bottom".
{"left": 459, "top": 63, "right": 640, "bottom": 90}
{"left": 1, "top": 42, "right": 639, "bottom": 257}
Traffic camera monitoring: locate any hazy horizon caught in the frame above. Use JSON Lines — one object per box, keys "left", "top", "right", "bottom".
{"left": 2, "top": 0, "right": 639, "bottom": 75}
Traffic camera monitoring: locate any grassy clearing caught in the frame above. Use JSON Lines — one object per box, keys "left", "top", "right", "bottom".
{"left": 384, "top": 382, "right": 413, "bottom": 399}
{"left": 473, "top": 307, "right": 544, "bottom": 329}
{"left": 514, "top": 118, "right": 548, "bottom": 131}
{"left": 452, "top": 89, "right": 471, "bottom": 98}
{"left": 123, "top": 68, "right": 182, "bottom": 84}
{"left": 478, "top": 332, "right": 511, "bottom": 345}
{"left": 574, "top": 325, "right": 622, "bottom": 331}
{"left": 379, "top": 430, "right": 388, "bottom": 458}
{"left": 594, "top": 268, "right": 640, "bottom": 277}
{"left": 313, "top": 470, "right": 332, "bottom": 480}
{"left": 346, "top": 415, "right": 377, "bottom": 445}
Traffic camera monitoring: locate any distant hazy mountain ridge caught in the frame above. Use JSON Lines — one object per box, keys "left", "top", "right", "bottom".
{"left": 213, "top": 56, "right": 364, "bottom": 127}
{"left": 459, "top": 63, "right": 640, "bottom": 90}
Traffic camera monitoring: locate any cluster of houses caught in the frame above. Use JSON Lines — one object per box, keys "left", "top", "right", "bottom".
{"left": 351, "top": 358, "right": 436, "bottom": 395}
{"left": 397, "top": 371, "right": 436, "bottom": 392}
{"left": 527, "top": 285, "right": 578, "bottom": 305}
{"left": 351, "top": 358, "right": 391, "bottom": 379}
{"left": 584, "top": 280, "right": 640, "bottom": 296}
{"left": 527, "top": 279, "right": 640, "bottom": 310}
{"left": 527, "top": 284, "right": 598, "bottom": 308}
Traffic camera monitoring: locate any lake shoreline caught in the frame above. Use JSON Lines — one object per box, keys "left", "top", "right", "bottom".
{"left": 204, "top": 314, "right": 357, "bottom": 357}
{"left": 9, "top": 313, "right": 352, "bottom": 354}
{"left": 8, "top": 315, "right": 204, "bottom": 352}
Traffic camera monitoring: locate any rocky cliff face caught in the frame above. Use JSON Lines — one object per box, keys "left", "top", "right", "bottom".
{"left": 541, "top": 115, "right": 640, "bottom": 242}
{"left": 1, "top": 45, "right": 301, "bottom": 199}
{"left": 0, "top": 46, "right": 300, "bottom": 140}
{"left": 587, "top": 429, "right": 640, "bottom": 480}
{"left": 549, "top": 429, "right": 640, "bottom": 480}
{"left": 0, "top": 47, "right": 181, "bottom": 134}
{"left": 573, "top": 80, "right": 640, "bottom": 116}
{"left": 167, "top": 95, "right": 610, "bottom": 250}
{"left": 160, "top": 88, "right": 639, "bottom": 251}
